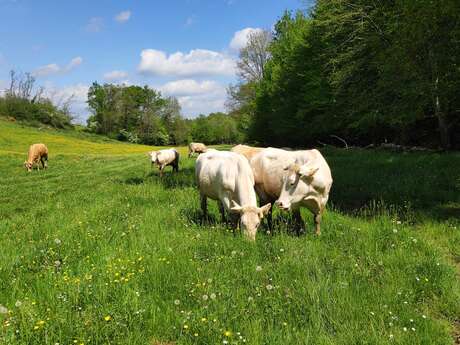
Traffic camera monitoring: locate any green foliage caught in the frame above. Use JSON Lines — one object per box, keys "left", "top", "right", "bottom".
{"left": 0, "top": 123, "right": 458, "bottom": 344}
{"left": 190, "top": 112, "right": 244, "bottom": 144}
{"left": 86, "top": 83, "right": 190, "bottom": 146}
{"left": 249, "top": 2, "right": 460, "bottom": 149}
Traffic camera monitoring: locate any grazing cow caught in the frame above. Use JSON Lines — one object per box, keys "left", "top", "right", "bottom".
{"left": 250, "top": 147, "right": 332, "bottom": 235}
{"left": 188, "top": 142, "right": 208, "bottom": 158}
{"left": 195, "top": 150, "right": 271, "bottom": 241}
{"left": 148, "top": 149, "right": 179, "bottom": 177}
{"left": 230, "top": 144, "right": 264, "bottom": 162}
{"left": 24, "top": 143, "right": 48, "bottom": 172}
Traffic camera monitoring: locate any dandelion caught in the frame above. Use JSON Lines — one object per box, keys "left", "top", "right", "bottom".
{"left": 210, "top": 293, "right": 216, "bottom": 300}
{"left": 54, "top": 238, "right": 62, "bottom": 245}
{"left": 174, "top": 299, "right": 180, "bottom": 305}
{"left": 389, "top": 334, "right": 394, "bottom": 339}
{"left": 201, "top": 317, "right": 207, "bottom": 322}
{"left": 183, "top": 324, "right": 189, "bottom": 329}
{"left": 104, "top": 315, "right": 111, "bottom": 321}
{"left": 15, "top": 300, "right": 22, "bottom": 308}
{"left": 0, "top": 305, "right": 8, "bottom": 314}
{"left": 231, "top": 250, "right": 237, "bottom": 256}
{"left": 256, "top": 265, "right": 262, "bottom": 272}
{"left": 224, "top": 330, "right": 233, "bottom": 337}
{"left": 266, "top": 284, "right": 273, "bottom": 291}
{"left": 202, "top": 295, "right": 208, "bottom": 301}
{"left": 37, "top": 320, "right": 45, "bottom": 326}
{"left": 283, "top": 322, "right": 287, "bottom": 326}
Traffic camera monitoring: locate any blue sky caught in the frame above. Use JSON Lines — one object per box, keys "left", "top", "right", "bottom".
{"left": 0, "top": 0, "right": 309, "bottom": 121}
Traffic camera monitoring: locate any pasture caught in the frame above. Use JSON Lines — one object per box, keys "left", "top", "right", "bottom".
{"left": 0, "top": 120, "right": 459, "bottom": 345}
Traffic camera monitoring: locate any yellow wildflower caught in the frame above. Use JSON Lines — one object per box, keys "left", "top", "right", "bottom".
{"left": 224, "top": 330, "right": 232, "bottom": 337}
{"left": 104, "top": 315, "right": 112, "bottom": 321}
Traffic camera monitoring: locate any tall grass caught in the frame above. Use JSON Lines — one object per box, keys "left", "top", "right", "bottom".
{"left": 0, "top": 120, "right": 459, "bottom": 344}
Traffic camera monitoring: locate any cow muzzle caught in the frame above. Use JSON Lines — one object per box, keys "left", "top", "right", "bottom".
{"left": 275, "top": 200, "right": 291, "bottom": 211}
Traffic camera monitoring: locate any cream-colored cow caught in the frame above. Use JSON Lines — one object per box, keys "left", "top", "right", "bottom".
{"left": 188, "top": 142, "right": 208, "bottom": 158}
{"left": 250, "top": 147, "right": 332, "bottom": 235}
{"left": 148, "top": 149, "right": 179, "bottom": 177}
{"left": 195, "top": 150, "right": 270, "bottom": 240}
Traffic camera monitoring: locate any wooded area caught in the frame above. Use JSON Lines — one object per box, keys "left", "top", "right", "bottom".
{"left": 229, "top": 0, "right": 460, "bottom": 149}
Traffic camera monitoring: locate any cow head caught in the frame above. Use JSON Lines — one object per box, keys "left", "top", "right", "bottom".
{"left": 230, "top": 201, "right": 271, "bottom": 241}
{"left": 276, "top": 163, "right": 319, "bottom": 211}
{"left": 24, "top": 161, "right": 33, "bottom": 172}
{"left": 148, "top": 151, "right": 158, "bottom": 164}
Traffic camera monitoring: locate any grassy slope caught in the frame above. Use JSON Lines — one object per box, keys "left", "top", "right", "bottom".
{"left": 0, "top": 120, "right": 459, "bottom": 345}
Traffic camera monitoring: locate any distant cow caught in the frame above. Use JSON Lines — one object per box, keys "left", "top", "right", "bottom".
{"left": 195, "top": 150, "right": 271, "bottom": 241}
{"left": 148, "top": 149, "right": 179, "bottom": 177}
{"left": 24, "top": 143, "right": 48, "bottom": 172}
{"left": 188, "top": 142, "right": 208, "bottom": 158}
{"left": 251, "top": 147, "right": 332, "bottom": 235}
{"left": 230, "top": 144, "right": 264, "bottom": 162}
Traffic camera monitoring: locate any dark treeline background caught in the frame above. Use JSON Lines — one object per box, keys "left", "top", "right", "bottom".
{"left": 230, "top": 0, "right": 460, "bottom": 149}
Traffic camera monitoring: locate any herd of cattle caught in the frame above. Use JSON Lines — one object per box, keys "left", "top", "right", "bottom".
{"left": 24, "top": 141, "right": 333, "bottom": 241}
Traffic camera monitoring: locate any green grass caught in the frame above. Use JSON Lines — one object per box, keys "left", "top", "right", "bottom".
{"left": 0, "top": 119, "right": 459, "bottom": 344}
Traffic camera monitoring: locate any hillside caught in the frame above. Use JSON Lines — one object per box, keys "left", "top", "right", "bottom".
{"left": 0, "top": 122, "right": 459, "bottom": 345}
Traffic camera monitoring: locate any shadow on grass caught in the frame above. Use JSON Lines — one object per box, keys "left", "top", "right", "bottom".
{"left": 323, "top": 147, "right": 460, "bottom": 222}
{"left": 145, "top": 166, "right": 196, "bottom": 189}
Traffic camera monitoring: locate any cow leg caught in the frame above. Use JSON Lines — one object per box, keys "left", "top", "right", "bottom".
{"left": 218, "top": 201, "right": 226, "bottom": 223}
{"left": 200, "top": 194, "right": 208, "bottom": 219}
{"left": 293, "top": 209, "right": 305, "bottom": 236}
{"left": 159, "top": 164, "right": 165, "bottom": 177}
{"left": 43, "top": 155, "right": 48, "bottom": 169}
{"left": 314, "top": 211, "right": 322, "bottom": 236}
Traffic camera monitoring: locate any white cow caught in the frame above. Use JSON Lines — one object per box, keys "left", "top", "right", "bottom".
{"left": 148, "top": 149, "right": 180, "bottom": 177}
{"left": 250, "top": 147, "right": 332, "bottom": 235}
{"left": 195, "top": 150, "right": 271, "bottom": 240}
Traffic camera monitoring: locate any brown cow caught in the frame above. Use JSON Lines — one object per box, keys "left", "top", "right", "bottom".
{"left": 24, "top": 143, "right": 48, "bottom": 172}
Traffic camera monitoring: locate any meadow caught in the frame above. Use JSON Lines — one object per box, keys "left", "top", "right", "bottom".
{"left": 0, "top": 119, "right": 459, "bottom": 345}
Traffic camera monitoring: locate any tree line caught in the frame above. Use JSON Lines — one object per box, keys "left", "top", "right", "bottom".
{"left": 85, "top": 82, "right": 245, "bottom": 145}
{"left": 0, "top": 71, "right": 73, "bottom": 128}
{"left": 229, "top": 0, "right": 460, "bottom": 149}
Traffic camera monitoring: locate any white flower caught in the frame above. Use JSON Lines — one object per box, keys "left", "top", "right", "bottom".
{"left": 370, "top": 311, "right": 375, "bottom": 316}
{"left": 248, "top": 296, "right": 254, "bottom": 302}
{"left": 411, "top": 327, "right": 415, "bottom": 331}
{"left": 392, "top": 229, "right": 398, "bottom": 233}
{"left": 422, "top": 315, "right": 427, "bottom": 319}
{"left": 210, "top": 293, "right": 216, "bottom": 300}
{"left": 266, "top": 284, "right": 273, "bottom": 291}
{"left": 15, "top": 300, "right": 22, "bottom": 307}
{"left": 403, "top": 327, "right": 407, "bottom": 332}
{"left": 256, "top": 266, "right": 262, "bottom": 272}
{"left": 202, "top": 295, "right": 208, "bottom": 301}
{"left": 231, "top": 250, "right": 237, "bottom": 256}
{"left": 389, "top": 334, "right": 394, "bottom": 339}
{"left": 174, "top": 299, "right": 180, "bottom": 305}
{"left": 54, "top": 238, "right": 62, "bottom": 245}
{"left": 0, "top": 305, "right": 8, "bottom": 314}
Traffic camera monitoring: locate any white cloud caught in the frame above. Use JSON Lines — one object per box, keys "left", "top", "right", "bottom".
{"left": 230, "top": 27, "right": 263, "bottom": 51}
{"left": 85, "top": 17, "right": 104, "bottom": 32}
{"left": 158, "top": 79, "right": 227, "bottom": 117}
{"left": 115, "top": 10, "right": 131, "bottom": 23}
{"left": 33, "top": 56, "right": 83, "bottom": 77}
{"left": 0, "top": 79, "right": 8, "bottom": 96}
{"left": 103, "top": 70, "right": 129, "bottom": 81}
{"left": 44, "top": 83, "right": 89, "bottom": 122}
{"left": 138, "top": 49, "right": 235, "bottom": 77}
{"left": 159, "top": 79, "right": 220, "bottom": 96}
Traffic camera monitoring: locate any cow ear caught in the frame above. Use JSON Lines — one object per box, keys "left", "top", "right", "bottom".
{"left": 299, "top": 164, "right": 319, "bottom": 178}
{"left": 258, "top": 203, "right": 271, "bottom": 217}
{"left": 230, "top": 201, "right": 243, "bottom": 213}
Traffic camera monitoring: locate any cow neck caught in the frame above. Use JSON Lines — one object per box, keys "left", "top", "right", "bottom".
{"left": 234, "top": 171, "right": 257, "bottom": 208}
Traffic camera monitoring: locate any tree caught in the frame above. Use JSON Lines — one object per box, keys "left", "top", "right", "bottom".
{"left": 237, "top": 30, "right": 272, "bottom": 83}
